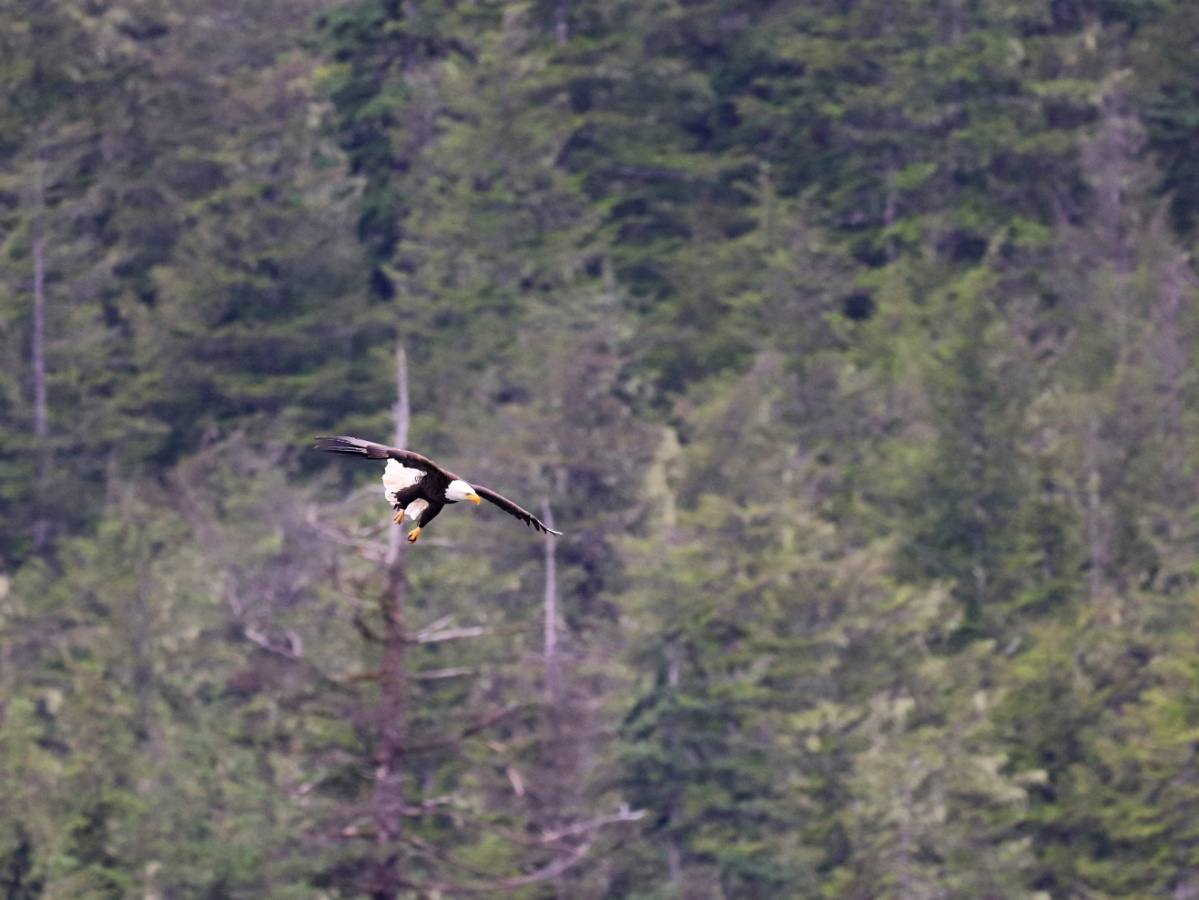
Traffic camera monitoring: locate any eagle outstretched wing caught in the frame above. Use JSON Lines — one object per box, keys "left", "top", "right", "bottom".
{"left": 475, "top": 487, "right": 563, "bottom": 535}
{"left": 313, "top": 435, "right": 442, "bottom": 474}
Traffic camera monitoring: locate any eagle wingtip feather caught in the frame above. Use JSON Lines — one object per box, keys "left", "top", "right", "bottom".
{"left": 313, "top": 435, "right": 372, "bottom": 455}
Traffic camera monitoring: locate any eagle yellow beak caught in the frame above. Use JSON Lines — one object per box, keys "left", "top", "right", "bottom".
{"left": 467, "top": 492, "right": 481, "bottom": 504}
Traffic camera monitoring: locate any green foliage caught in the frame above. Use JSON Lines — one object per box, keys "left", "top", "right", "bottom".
{"left": 2, "top": 0, "right": 1199, "bottom": 898}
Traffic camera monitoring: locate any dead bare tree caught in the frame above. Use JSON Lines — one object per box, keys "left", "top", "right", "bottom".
{"left": 556, "top": 0, "right": 568, "bottom": 43}
{"left": 31, "top": 127, "right": 49, "bottom": 552}
{"left": 543, "top": 498, "right": 559, "bottom": 705}
{"left": 372, "top": 344, "right": 411, "bottom": 900}
{"left": 300, "top": 345, "right": 642, "bottom": 898}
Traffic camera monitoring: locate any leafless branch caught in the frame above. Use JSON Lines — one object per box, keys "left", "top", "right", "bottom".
{"left": 411, "top": 615, "right": 527, "bottom": 644}
{"left": 421, "top": 614, "right": 455, "bottom": 635}
{"left": 401, "top": 838, "right": 596, "bottom": 895}
{"left": 352, "top": 608, "right": 383, "bottom": 643}
{"left": 312, "top": 521, "right": 388, "bottom": 563}
{"left": 507, "top": 766, "right": 525, "bottom": 797}
{"left": 335, "top": 670, "right": 381, "bottom": 683}
{"left": 413, "top": 625, "right": 525, "bottom": 644}
{"left": 331, "top": 665, "right": 478, "bottom": 684}
{"left": 242, "top": 625, "right": 302, "bottom": 660}
{"left": 403, "top": 702, "right": 531, "bottom": 753}
{"left": 539, "top": 806, "right": 646, "bottom": 844}
{"left": 224, "top": 576, "right": 304, "bottom": 660}
{"left": 342, "top": 798, "right": 455, "bottom": 835}
{"left": 410, "top": 667, "right": 478, "bottom": 680}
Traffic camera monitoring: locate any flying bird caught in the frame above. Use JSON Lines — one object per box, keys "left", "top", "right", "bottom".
{"left": 314, "top": 436, "right": 562, "bottom": 543}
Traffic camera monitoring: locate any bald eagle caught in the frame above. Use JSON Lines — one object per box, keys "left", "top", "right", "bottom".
{"left": 314, "top": 436, "right": 562, "bottom": 543}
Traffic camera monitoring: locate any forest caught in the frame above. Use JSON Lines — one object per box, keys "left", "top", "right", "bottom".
{"left": 2, "top": 0, "right": 1199, "bottom": 897}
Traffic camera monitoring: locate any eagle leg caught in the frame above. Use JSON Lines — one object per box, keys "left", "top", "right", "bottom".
{"left": 407, "top": 526, "right": 421, "bottom": 544}
{"left": 393, "top": 508, "right": 405, "bottom": 525}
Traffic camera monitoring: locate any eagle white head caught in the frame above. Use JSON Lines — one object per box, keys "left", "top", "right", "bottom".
{"left": 446, "top": 479, "right": 481, "bottom": 504}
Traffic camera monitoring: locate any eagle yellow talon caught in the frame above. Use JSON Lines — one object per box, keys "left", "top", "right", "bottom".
{"left": 407, "top": 526, "right": 421, "bottom": 544}
{"left": 393, "top": 509, "right": 405, "bottom": 525}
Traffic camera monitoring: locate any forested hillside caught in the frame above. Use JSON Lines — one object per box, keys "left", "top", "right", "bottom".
{"left": 3, "top": 0, "right": 1199, "bottom": 897}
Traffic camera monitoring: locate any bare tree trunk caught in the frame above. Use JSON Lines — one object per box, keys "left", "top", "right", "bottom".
{"left": 31, "top": 129, "right": 49, "bottom": 552}
{"left": 543, "top": 498, "right": 558, "bottom": 704}
{"left": 667, "top": 810, "right": 682, "bottom": 886}
{"left": 1156, "top": 255, "right": 1188, "bottom": 491}
{"left": 758, "top": 160, "right": 772, "bottom": 248}
{"left": 1085, "top": 416, "right": 1109, "bottom": 606}
{"left": 373, "top": 345, "right": 410, "bottom": 900}
{"left": 555, "top": 0, "right": 568, "bottom": 44}
{"left": 947, "top": 0, "right": 963, "bottom": 45}
{"left": 898, "top": 761, "right": 915, "bottom": 900}
{"left": 666, "top": 645, "right": 682, "bottom": 886}
{"left": 602, "top": 255, "right": 616, "bottom": 306}
{"left": 883, "top": 158, "right": 898, "bottom": 263}
{"left": 540, "top": 498, "right": 570, "bottom": 900}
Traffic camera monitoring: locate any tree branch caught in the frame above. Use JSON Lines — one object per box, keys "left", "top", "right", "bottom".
{"left": 412, "top": 624, "right": 525, "bottom": 644}
{"left": 539, "top": 806, "right": 647, "bottom": 844}
{"left": 242, "top": 624, "right": 303, "bottom": 660}
{"left": 401, "top": 835, "right": 594, "bottom": 894}
{"left": 396, "top": 811, "right": 641, "bottom": 897}
{"left": 403, "top": 702, "right": 531, "bottom": 754}
{"left": 410, "top": 667, "right": 478, "bottom": 680}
